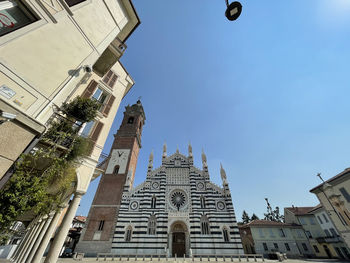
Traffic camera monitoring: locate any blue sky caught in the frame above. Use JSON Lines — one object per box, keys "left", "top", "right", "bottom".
{"left": 77, "top": 0, "right": 350, "bottom": 221}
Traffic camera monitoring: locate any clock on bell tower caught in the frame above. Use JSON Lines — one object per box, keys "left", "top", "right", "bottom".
{"left": 78, "top": 100, "right": 145, "bottom": 254}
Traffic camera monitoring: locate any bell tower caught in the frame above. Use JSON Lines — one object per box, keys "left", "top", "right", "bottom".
{"left": 77, "top": 100, "right": 145, "bottom": 255}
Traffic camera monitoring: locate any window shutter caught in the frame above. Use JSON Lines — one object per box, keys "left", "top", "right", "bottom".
{"left": 102, "top": 95, "right": 115, "bottom": 117}
{"left": 81, "top": 80, "right": 98, "bottom": 98}
{"left": 109, "top": 74, "right": 118, "bottom": 88}
{"left": 103, "top": 70, "right": 113, "bottom": 84}
{"left": 90, "top": 121, "right": 104, "bottom": 143}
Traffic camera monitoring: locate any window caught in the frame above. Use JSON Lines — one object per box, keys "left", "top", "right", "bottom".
{"left": 151, "top": 195, "right": 156, "bottom": 209}
{"left": 305, "top": 231, "right": 312, "bottom": 238}
{"left": 125, "top": 226, "right": 132, "bottom": 242}
{"left": 279, "top": 229, "right": 286, "bottom": 237}
{"left": 200, "top": 215, "right": 210, "bottom": 235}
{"left": 148, "top": 215, "right": 157, "bottom": 235}
{"left": 273, "top": 243, "right": 279, "bottom": 249}
{"left": 317, "top": 215, "right": 323, "bottom": 224}
{"left": 338, "top": 212, "right": 348, "bottom": 226}
{"left": 269, "top": 228, "right": 275, "bottom": 237}
{"left": 128, "top": 117, "right": 134, "bottom": 124}
{"left": 284, "top": 243, "right": 290, "bottom": 251}
{"left": 302, "top": 243, "right": 308, "bottom": 251}
{"left": 263, "top": 243, "right": 268, "bottom": 251}
{"left": 113, "top": 165, "right": 120, "bottom": 175}
{"left": 322, "top": 214, "right": 329, "bottom": 223}
{"left": 309, "top": 217, "right": 316, "bottom": 225}
{"left": 297, "top": 230, "right": 303, "bottom": 238}
{"left": 92, "top": 87, "right": 108, "bottom": 112}
{"left": 345, "top": 210, "right": 350, "bottom": 222}
{"left": 80, "top": 121, "right": 95, "bottom": 137}
{"left": 330, "top": 228, "right": 337, "bottom": 237}
{"left": 324, "top": 229, "right": 331, "bottom": 237}
{"left": 313, "top": 245, "right": 320, "bottom": 253}
{"left": 200, "top": 196, "right": 206, "bottom": 209}
{"left": 98, "top": 220, "right": 105, "bottom": 231}
{"left": 299, "top": 218, "right": 306, "bottom": 225}
{"left": 258, "top": 228, "right": 264, "bottom": 238}
{"left": 341, "top": 247, "right": 350, "bottom": 258}
{"left": 102, "top": 70, "right": 118, "bottom": 88}
{"left": 0, "top": 1, "right": 38, "bottom": 37}
{"left": 223, "top": 227, "right": 230, "bottom": 242}
{"left": 339, "top": 187, "right": 350, "bottom": 202}
{"left": 64, "top": 0, "right": 87, "bottom": 7}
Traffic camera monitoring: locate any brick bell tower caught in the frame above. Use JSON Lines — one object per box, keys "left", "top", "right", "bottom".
{"left": 77, "top": 100, "right": 145, "bottom": 255}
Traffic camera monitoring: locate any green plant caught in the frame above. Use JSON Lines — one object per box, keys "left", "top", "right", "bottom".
{"left": 0, "top": 97, "right": 98, "bottom": 237}
{"left": 62, "top": 96, "right": 100, "bottom": 123}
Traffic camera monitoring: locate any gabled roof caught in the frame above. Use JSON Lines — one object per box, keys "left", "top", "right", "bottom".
{"left": 285, "top": 206, "right": 315, "bottom": 216}
{"left": 310, "top": 168, "right": 350, "bottom": 192}
{"left": 240, "top": 220, "right": 301, "bottom": 228}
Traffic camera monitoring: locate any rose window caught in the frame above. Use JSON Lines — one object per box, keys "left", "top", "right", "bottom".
{"left": 170, "top": 191, "right": 186, "bottom": 210}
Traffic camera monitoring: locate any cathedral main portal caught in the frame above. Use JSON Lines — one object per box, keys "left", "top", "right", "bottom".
{"left": 171, "top": 222, "right": 188, "bottom": 257}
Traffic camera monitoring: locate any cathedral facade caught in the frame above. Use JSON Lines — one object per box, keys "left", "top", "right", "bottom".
{"left": 113, "top": 145, "right": 243, "bottom": 257}
{"left": 77, "top": 100, "right": 243, "bottom": 257}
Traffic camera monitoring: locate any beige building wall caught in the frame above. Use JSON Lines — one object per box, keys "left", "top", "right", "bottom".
{"left": 0, "top": 0, "right": 139, "bottom": 182}
{"left": 310, "top": 170, "right": 350, "bottom": 253}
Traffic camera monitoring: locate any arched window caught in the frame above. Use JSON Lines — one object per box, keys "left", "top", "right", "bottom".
{"left": 125, "top": 226, "right": 132, "bottom": 242}
{"left": 223, "top": 227, "right": 230, "bottom": 242}
{"left": 148, "top": 215, "right": 157, "bottom": 235}
{"left": 113, "top": 165, "right": 120, "bottom": 175}
{"left": 200, "top": 196, "right": 206, "bottom": 209}
{"left": 151, "top": 195, "right": 156, "bottom": 209}
{"left": 127, "top": 117, "right": 134, "bottom": 124}
{"left": 201, "top": 215, "right": 210, "bottom": 235}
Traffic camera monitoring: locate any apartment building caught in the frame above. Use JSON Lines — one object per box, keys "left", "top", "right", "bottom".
{"left": 239, "top": 220, "right": 313, "bottom": 258}
{"left": 0, "top": 1, "right": 141, "bottom": 262}
{"left": 310, "top": 168, "right": 350, "bottom": 253}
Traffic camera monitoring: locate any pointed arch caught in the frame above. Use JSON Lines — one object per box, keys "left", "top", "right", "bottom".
{"left": 148, "top": 214, "right": 157, "bottom": 235}
{"left": 222, "top": 226, "right": 230, "bottom": 242}
{"left": 125, "top": 225, "right": 133, "bottom": 242}
{"left": 200, "top": 215, "right": 210, "bottom": 235}
{"left": 151, "top": 195, "right": 157, "bottom": 209}
{"left": 200, "top": 195, "right": 206, "bottom": 208}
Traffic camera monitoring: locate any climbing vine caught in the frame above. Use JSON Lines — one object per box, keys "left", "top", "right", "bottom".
{"left": 0, "top": 96, "right": 100, "bottom": 241}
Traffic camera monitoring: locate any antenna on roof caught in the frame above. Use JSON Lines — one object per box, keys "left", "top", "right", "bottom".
{"left": 316, "top": 173, "right": 324, "bottom": 183}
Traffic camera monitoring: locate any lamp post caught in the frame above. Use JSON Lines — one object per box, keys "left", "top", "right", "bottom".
{"left": 225, "top": 0, "right": 242, "bottom": 21}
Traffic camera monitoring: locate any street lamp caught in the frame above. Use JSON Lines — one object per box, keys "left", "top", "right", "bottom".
{"left": 225, "top": 0, "right": 242, "bottom": 21}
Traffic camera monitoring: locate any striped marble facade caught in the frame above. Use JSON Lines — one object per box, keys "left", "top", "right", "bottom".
{"left": 112, "top": 146, "right": 244, "bottom": 257}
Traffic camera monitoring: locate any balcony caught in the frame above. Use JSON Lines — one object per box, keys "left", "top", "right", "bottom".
{"left": 93, "top": 38, "right": 127, "bottom": 77}
{"left": 316, "top": 236, "right": 342, "bottom": 243}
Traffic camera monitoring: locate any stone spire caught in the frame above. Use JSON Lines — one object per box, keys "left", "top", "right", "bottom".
{"left": 148, "top": 150, "right": 154, "bottom": 167}
{"left": 188, "top": 142, "right": 193, "bottom": 157}
{"left": 176, "top": 145, "right": 179, "bottom": 154}
{"left": 220, "top": 163, "right": 228, "bottom": 185}
{"left": 147, "top": 150, "right": 153, "bottom": 178}
{"left": 201, "top": 148, "right": 207, "bottom": 167}
{"left": 163, "top": 142, "right": 167, "bottom": 157}
{"left": 162, "top": 142, "right": 167, "bottom": 165}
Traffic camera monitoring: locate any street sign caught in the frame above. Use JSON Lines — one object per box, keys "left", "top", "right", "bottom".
{"left": 225, "top": 1, "right": 242, "bottom": 21}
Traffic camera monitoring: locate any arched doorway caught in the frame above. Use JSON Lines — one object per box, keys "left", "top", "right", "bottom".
{"left": 170, "top": 221, "right": 189, "bottom": 257}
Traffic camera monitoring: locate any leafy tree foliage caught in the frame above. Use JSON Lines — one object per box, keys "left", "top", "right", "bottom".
{"left": 0, "top": 97, "right": 98, "bottom": 238}
{"left": 242, "top": 210, "right": 250, "bottom": 224}
{"left": 251, "top": 213, "right": 259, "bottom": 221}
{"left": 62, "top": 96, "right": 100, "bottom": 123}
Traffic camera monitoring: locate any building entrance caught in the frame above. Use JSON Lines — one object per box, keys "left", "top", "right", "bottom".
{"left": 172, "top": 232, "right": 186, "bottom": 257}
{"left": 170, "top": 222, "right": 188, "bottom": 257}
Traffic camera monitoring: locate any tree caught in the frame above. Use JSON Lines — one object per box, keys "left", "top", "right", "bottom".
{"left": 242, "top": 210, "right": 250, "bottom": 224}
{"left": 251, "top": 213, "right": 259, "bottom": 221}
{"left": 0, "top": 97, "right": 99, "bottom": 238}
{"left": 264, "top": 198, "right": 284, "bottom": 222}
